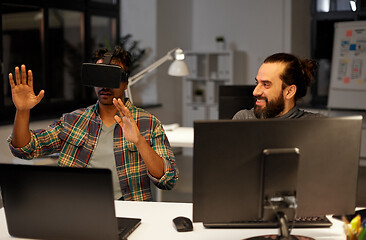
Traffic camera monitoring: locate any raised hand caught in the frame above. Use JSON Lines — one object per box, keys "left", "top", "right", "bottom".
{"left": 9, "top": 65, "right": 44, "bottom": 111}
{"left": 112, "top": 97, "right": 165, "bottom": 178}
{"left": 113, "top": 98, "right": 142, "bottom": 144}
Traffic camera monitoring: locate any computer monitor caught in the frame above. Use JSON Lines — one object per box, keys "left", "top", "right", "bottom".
{"left": 218, "top": 85, "right": 256, "bottom": 119}
{"left": 193, "top": 116, "right": 362, "bottom": 238}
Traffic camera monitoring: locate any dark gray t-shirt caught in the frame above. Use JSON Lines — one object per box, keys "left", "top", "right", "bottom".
{"left": 232, "top": 106, "right": 324, "bottom": 120}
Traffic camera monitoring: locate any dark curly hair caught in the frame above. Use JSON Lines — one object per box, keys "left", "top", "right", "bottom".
{"left": 92, "top": 46, "right": 132, "bottom": 75}
{"left": 264, "top": 53, "right": 318, "bottom": 101}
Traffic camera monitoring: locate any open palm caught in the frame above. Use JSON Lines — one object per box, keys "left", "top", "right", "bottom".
{"left": 113, "top": 98, "right": 141, "bottom": 143}
{"left": 9, "top": 65, "right": 44, "bottom": 111}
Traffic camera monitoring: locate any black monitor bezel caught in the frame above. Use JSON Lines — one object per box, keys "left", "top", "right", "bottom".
{"left": 193, "top": 116, "right": 362, "bottom": 224}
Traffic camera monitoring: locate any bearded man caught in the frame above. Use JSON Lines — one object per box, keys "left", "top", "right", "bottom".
{"left": 233, "top": 53, "right": 323, "bottom": 120}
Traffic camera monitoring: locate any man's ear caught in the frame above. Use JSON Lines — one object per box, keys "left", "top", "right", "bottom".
{"left": 284, "top": 85, "right": 297, "bottom": 100}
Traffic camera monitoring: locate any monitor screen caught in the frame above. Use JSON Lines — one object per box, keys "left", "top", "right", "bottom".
{"left": 218, "top": 85, "right": 256, "bottom": 120}
{"left": 193, "top": 116, "right": 362, "bottom": 225}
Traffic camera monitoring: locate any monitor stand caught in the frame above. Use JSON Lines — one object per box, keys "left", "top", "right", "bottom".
{"left": 243, "top": 212, "right": 315, "bottom": 240}
{"left": 244, "top": 149, "right": 315, "bottom": 240}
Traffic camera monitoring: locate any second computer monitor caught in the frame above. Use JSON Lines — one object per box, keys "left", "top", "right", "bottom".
{"left": 193, "top": 116, "right": 362, "bottom": 225}
{"left": 218, "top": 85, "right": 256, "bottom": 120}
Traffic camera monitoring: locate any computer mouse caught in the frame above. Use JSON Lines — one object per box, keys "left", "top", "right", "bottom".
{"left": 172, "top": 216, "right": 193, "bottom": 232}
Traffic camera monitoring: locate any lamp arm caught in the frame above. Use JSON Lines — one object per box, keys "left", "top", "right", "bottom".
{"left": 128, "top": 48, "right": 179, "bottom": 87}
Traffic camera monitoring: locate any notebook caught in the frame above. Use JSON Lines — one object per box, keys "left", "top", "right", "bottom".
{"left": 0, "top": 163, "right": 141, "bottom": 240}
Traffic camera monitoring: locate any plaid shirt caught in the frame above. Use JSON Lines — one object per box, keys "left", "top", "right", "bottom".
{"left": 8, "top": 100, "right": 179, "bottom": 201}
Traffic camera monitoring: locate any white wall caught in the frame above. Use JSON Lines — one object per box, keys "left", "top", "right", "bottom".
{"left": 155, "top": 0, "right": 193, "bottom": 124}
{"left": 191, "top": 0, "right": 287, "bottom": 84}
{"left": 191, "top": 0, "right": 310, "bottom": 85}
{"left": 121, "top": 0, "right": 158, "bottom": 105}
{"left": 121, "top": 0, "right": 193, "bottom": 125}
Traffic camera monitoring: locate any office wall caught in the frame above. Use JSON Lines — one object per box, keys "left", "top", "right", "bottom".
{"left": 154, "top": 0, "right": 193, "bottom": 124}
{"left": 291, "top": 0, "right": 311, "bottom": 59}
{"left": 192, "top": 0, "right": 288, "bottom": 85}
{"left": 121, "top": 0, "right": 158, "bottom": 105}
{"left": 121, "top": 0, "right": 193, "bottom": 124}
{"left": 191, "top": 0, "right": 310, "bottom": 86}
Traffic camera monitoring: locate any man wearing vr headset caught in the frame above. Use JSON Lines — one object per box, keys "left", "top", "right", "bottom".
{"left": 7, "top": 46, "right": 178, "bottom": 201}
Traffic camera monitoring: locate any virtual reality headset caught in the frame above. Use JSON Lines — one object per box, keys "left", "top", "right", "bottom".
{"left": 81, "top": 51, "right": 129, "bottom": 88}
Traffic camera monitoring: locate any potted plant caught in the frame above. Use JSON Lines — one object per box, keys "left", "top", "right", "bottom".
{"left": 116, "top": 34, "right": 147, "bottom": 74}
{"left": 194, "top": 89, "right": 204, "bottom": 103}
{"left": 216, "top": 36, "right": 225, "bottom": 51}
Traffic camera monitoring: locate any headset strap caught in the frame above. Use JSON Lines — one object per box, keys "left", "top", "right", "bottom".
{"left": 102, "top": 51, "right": 113, "bottom": 64}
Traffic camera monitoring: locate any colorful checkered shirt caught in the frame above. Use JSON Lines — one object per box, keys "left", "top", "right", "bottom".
{"left": 8, "top": 100, "right": 179, "bottom": 201}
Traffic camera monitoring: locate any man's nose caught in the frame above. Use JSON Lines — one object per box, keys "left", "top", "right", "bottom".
{"left": 253, "top": 84, "right": 262, "bottom": 97}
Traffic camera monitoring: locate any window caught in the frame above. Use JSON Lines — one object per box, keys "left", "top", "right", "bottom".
{"left": 315, "top": 0, "right": 358, "bottom": 12}
{"left": 48, "top": 9, "right": 84, "bottom": 103}
{"left": 2, "top": 5, "right": 43, "bottom": 108}
{"left": 0, "top": 0, "right": 120, "bottom": 124}
{"left": 91, "top": 15, "right": 117, "bottom": 52}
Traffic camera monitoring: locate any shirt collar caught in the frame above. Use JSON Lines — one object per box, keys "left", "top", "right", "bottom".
{"left": 276, "top": 105, "right": 300, "bottom": 119}
{"left": 123, "top": 98, "right": 134, "bottom": 112}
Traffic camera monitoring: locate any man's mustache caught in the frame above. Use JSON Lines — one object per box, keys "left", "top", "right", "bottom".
{"left": 98, "top": 88, "right": 112, "bottom": 94}
{"left": 255, "top": 95, "right": 267, "bottom": 102}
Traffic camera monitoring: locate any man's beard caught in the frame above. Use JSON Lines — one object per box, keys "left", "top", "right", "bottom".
{"left": 97, "top": 88, "right": 114, "bottom": 105}
{"left": 254, "top": 93, "right": 285, "bottom": 119}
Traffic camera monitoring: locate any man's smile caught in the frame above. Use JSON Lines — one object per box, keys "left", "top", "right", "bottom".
{"left": 255, "top": 97, "right": 267, "bottom": 107}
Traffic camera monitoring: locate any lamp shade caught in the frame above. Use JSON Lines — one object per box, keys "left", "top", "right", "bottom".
{"left": 168, "top": 59, "right": 189, "bottom": 76}
{"left": 126, "top": 47, "right": 189, "bottom": 103}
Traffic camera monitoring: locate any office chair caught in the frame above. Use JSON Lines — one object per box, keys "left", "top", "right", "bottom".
{"left": 218, "top": 85, "right": 256, "bottom": 119}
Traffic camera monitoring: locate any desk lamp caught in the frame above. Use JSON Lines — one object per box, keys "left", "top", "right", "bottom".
{"left": 126, "top": 48, "right": 189, "bottom": 103}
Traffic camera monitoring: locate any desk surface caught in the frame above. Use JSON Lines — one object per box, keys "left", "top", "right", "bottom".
{"left": 0, "top": 201, "right": 346, "bottom": 240}
{"left": 165, "top": 127, "right": 194, "bottom": 148}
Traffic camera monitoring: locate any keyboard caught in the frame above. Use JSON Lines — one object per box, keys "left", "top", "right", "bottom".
{"left": 204, "top": 216, "right": 333, "bottom": 228}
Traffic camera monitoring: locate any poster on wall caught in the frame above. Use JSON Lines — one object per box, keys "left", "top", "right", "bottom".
{"left": 328, "top": 21, "right": 366, "bottom": 110}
